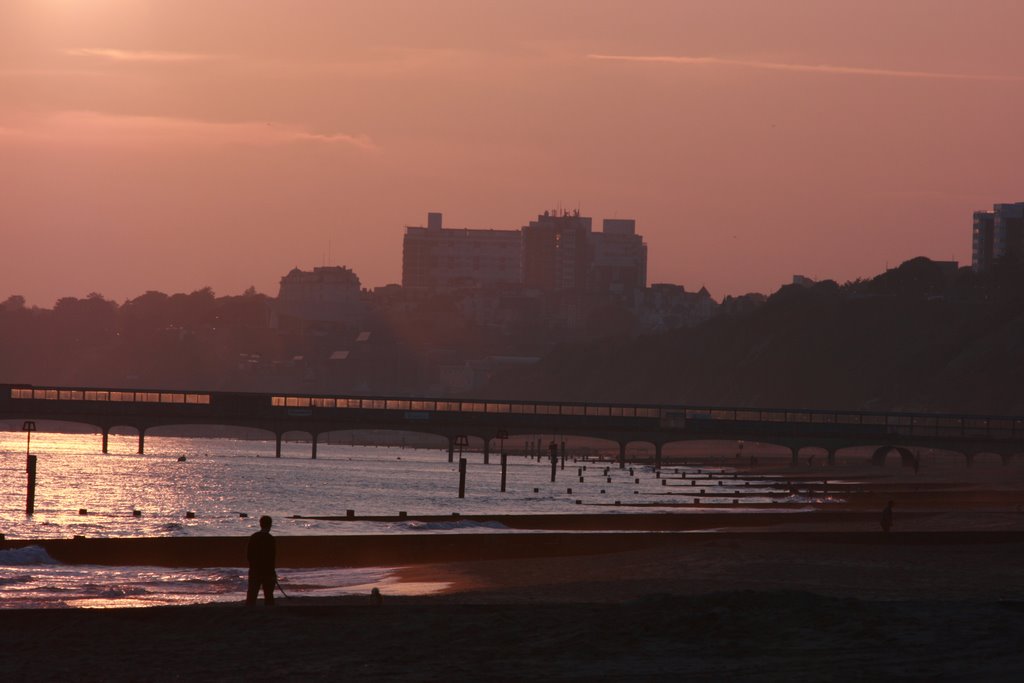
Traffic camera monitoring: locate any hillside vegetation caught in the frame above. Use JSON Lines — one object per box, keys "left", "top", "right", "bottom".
{"left": 485, "top": 258, "right": 1024, "bottom": 415}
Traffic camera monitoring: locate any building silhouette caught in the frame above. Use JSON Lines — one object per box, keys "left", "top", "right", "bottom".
{"left": 973, "top": 202, "right": 1024, "bottom": 272}
{"left": 402, "top": 212, "right": 522, "bottom": 289}
{"left": 402, "top": 209, "right": 648, "bottom": 295}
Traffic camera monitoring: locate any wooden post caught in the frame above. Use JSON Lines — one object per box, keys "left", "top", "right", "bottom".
{"left": 618, "top": 442, "right": 626, "bottom": 469}
{"left": 448, "top": 438, "right": 455, "bottom": 463}
{"left": 549, "top": 442, "right": 558, "bottom": 482}
{"left": 137, "top": 429, "right": 145, "bottom": 455}
{"left": 458, "top": 457, "right": 467, "bottom": 498}
{"left": 101, "top": 428, "right": 109, "bottom": 454}
{"left": 26, "top": 455, "right": 37, "bottom": 516}
{"left": 275, "top": 433, "right": 282, "bottom": 458}
{"left": 483, "top": 438, "right": 490, "bottom": 465}
{"left": 311, "top": 433, "right": 318, "bottom": 459}
{"left": 560, "top": 440, "right": 566, "bottom": 470}
{"left": 500, "top": 452, "right": 508, "bottom": 492}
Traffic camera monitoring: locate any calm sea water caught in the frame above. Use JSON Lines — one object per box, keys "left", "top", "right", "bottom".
{"left": 0, "top": 430, "right": 804, "bottom": 608}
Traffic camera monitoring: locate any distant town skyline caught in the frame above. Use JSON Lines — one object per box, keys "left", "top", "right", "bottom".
{"left": 3, "top": 1, "right": 1023, "bottom": 306}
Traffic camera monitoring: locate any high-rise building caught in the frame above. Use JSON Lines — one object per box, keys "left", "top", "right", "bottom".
{"left": 972, "top": 202, "right": 1024, "bottom": 272}
{"left": 972, "top": 211, "right": 995, "bottom": 272}
{"left": 589, "top": 218, "right": 648, "bottom": 293}
{"left": 402, "top": 212, "right": 522, "bottom": 289}
{"left": 521, "top": 210, "right": 592, "bottom": 291}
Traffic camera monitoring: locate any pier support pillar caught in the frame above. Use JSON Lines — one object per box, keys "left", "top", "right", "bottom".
{"left": 275, "top": 433, "right": 282, "bottom": 458}
{"left": 560, "top": 440, "right": 566, "bottom": 470}
{"left": 790, "top": 446, "right": 800, "bottom": 467}
{"left": 654, "top": 442, "right": 663, "bottom": 470}
{"left": 137, "top": 429, "right": 146, "bottom": 455}
{"left": 483, "top": 438, "right": 490, "bottom": 465}
{"left": 101, "top": 428, "right": 109, "bottom": 454}
{"left": 311, "top": 433, "right": 318, "bottom": 460}
{"left": 448, "top": 437, "right": 455, "bottom": 463}
{"left": 618, "top": 442, "right": 626, "bottom": 469}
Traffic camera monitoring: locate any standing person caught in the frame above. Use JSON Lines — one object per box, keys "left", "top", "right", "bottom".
{"left": 880, "top": 500, "right": 894, "bottom": 533}
{"left": 246, "top": 515, "right": 276, "bottom": 606}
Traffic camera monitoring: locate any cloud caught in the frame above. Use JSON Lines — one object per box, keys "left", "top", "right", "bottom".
{"left": 64, "top": 48, "right": 218, "bottom": 63}
{"left": 0, "top": 111, "right": 375, "bottom": 150}
{"left": 588, "top": 54, "right": 1024, "bottom": 83}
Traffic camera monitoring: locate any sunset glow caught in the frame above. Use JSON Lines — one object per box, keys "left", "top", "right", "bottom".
{"left": 2, "top": 1, "right": 1023, "bottom": 305}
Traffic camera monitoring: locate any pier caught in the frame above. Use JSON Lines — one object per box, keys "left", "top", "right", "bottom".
{"left": 2, "top": 383, "right": 1022, "bottom": 467}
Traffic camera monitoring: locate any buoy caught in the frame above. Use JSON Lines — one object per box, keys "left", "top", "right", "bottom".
{"left": 177, "top": 456, "right": 186, "bottom": 462}
{"left": 78, "top": 508, "right": 88, "bottom": 515}
{"left": 132, "top": 509, "right": 142, "bottom": 517}
{"left": 185, "top": 511, "right": 196, "bottom": 519}
{"left": 239, "top": 512, "right": 248, "bottom": 518}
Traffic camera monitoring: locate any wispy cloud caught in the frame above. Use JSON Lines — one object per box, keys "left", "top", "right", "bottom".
{"left": 0, "top": 111, "right": 375, "bottom": 150}
{"left": 588, "top": 54, "right": 1024, "bottom": 83}
{"left": 64, "top": 48, "right": 218, "bottom": 63}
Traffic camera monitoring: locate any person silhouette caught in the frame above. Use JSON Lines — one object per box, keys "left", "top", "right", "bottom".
{"left": 880, "top": 500, "right": 894, "bottom": 533}
{"left": 246, "top": 515, "right": 276, "bottom": 606}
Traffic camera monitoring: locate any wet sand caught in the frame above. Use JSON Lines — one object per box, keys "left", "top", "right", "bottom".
{"left": 2, "top": 456, "right": 1024, "bottom": 681}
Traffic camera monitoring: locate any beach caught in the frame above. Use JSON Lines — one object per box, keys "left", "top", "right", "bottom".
{"left": 2, "top": 451, "right": 1024, "bottom": 680}
{"left": 2, "top": 531, "right": 1024, "bottom": 682}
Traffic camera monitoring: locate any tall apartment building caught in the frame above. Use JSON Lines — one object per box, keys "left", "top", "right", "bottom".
{"left": 521, "top": 210, "right": 593, "bottom": 291}
{"left": 402, "top": 209, "right": 648, "bottom": 294}
{"left": 589, "top": 218, "right": 648, "bottom": 293}
{"left": 402, "top": 212, "right": 522, "bottom": 289}
{"left": 973, "top": 202, "right": 1024, "bottom": 272}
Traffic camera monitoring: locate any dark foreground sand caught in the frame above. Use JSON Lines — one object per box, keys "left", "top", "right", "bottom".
{"left": 3, "top": 458, "right": 1024, "bottom": 681}
{"left": 2, "top": 531, "right": 1024, "bottom": 682}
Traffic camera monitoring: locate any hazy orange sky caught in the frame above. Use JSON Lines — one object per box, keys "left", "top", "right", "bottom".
{"left": 2, "top": 1, "right": 1023, "bottom": 306}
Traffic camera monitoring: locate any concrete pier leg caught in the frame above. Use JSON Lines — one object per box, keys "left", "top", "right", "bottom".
{"left": 618, "top": 442, "right": 626, "bottom": 469}
{"left": 448, "top": 438, "right": 455, "bottom": 463}
{"left": 311, "top": 433, "right": 318, "bottom": 459}
{"left": 654, "top": 443, "right": 663, "bottom": 470}
{"left": 137, "top": 429, "right": 145, "bottom": 455}
{"left": 275, "top": 433, "right": 282, "bottom": 458}
{"left": 790, "top": 446, "right": 800, "bottom": 467}
{"left": 483, "top": 439, "right": 490, "bottom": 465}
{"left": 101, "top": 428, "right": 109, "bottom": 454}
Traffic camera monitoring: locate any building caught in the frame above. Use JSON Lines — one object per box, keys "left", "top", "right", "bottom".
{"left": 589, "top": 219, "right": 648, "bottom": 293}
{"left": 275, "top": 265, "right": 364, "bottom": 325}
{"left": 403, "top": 209, "right": 648, "bottom": 298}
{"left": 521, "top": 210, "right": 593, "bottom": 291}
{"left": 402, "top": 212, "right": 522, "bottom": 289}
{"left": 972, "top": 202, "right": 1024, "bottom": 272}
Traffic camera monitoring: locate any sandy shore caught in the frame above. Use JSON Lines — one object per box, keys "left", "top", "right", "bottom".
{"left": 2, "top": 457, "right": 1024, "bottom": 681}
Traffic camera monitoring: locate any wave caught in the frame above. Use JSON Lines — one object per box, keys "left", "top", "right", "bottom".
{"left": 0, "top": 546, "right": 59, "bottom": 566}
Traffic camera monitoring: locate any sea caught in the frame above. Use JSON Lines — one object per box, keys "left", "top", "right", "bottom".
{"left": 0, "top": 430, "right": 811, "bottom": 609}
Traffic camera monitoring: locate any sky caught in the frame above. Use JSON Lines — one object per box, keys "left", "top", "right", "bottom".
{"left": 2, "top": 0, "right": 1023, "bottom": 306}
